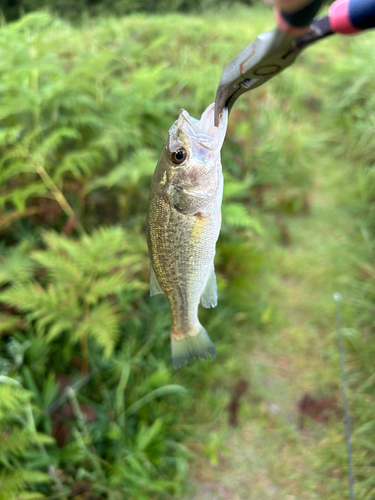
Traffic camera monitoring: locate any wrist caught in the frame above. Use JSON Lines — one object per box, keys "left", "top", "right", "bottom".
{"left": 274, "top": 9, "right": 310, "bottom": 34}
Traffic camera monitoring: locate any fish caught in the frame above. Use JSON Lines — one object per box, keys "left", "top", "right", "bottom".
{"left": 146, "top": 103, "right": 228, "bottom": 369}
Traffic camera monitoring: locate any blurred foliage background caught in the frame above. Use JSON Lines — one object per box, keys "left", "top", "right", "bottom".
{"left": 1, "top": 0, "right": 255, "bottom": 21}
{"left": 0, "top": 2, "right": 374, "bottom": 500}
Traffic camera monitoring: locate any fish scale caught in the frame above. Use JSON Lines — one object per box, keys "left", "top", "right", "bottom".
{"left": 146, "top": 103, "right": 228, "bottom": 369}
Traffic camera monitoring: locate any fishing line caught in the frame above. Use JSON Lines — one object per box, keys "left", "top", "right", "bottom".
{"left": 333, "top": 292, "right": 354, "bottom": 500}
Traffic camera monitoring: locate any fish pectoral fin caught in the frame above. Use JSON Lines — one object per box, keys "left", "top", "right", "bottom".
{"left": 200, "top": 265, "right": 218, "bottom": 308}
{"left": 150, "top": 264, "right": 164, "bottom": 296}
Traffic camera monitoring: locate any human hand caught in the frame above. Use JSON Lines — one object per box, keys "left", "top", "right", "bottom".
{"left": 273, "top": 0, "right": 375, "bottom": 36}
{"left": 271, "top": 0, "right": 325, "bottom": 35}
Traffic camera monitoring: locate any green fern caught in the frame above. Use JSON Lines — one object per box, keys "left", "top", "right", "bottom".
{"left": 0, "top": 227, "right": 147, "bottom": 358}
{"left": 222, "top": 202, "right": 264, "bottom": 233}
{"left": 0, "top": 247, "right": 36, "bottom": 285}
{"left": 0, "top": 382, "right": 53, "bottom": 500}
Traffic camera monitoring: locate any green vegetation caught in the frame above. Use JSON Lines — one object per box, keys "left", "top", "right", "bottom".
{"left": 1, "top": 0, "right": 255, "bottom": 22}
{"left": 0, "top": 5, "right": 374, "bottom": 499}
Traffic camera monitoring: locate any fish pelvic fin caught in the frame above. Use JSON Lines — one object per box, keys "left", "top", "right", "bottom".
{"left": 200, "top": 264, "right": 217, "bottom": 308}
{"left": 149, "top": 263, "right": 164, "bottom": 296}
{"left": 171, "top": 323, "right": 216, "bottom": 370}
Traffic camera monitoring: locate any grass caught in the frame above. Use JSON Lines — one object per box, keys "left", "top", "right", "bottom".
{"left": 181, "top": 156, "right": 364, "bottom": 500}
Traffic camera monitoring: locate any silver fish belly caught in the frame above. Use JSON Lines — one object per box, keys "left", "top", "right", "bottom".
{"left": 146, "top": 103, "right": 228, "bottom": 369}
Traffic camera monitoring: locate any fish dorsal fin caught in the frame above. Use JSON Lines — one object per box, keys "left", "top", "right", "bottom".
{"left": 200, "top": 265, "right": 217, "bottom": 308}
{"left": 150, "top": 264, "right": 164, "bottom": 296}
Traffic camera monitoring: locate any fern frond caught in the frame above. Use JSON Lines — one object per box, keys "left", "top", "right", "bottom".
{"left": 0, "top": 469, "right": 51, "bottom": 499}
{"left": 222, "top": 203, "right": 264, "bottom": 234}
{"left": 74, "top": 302, "right": 120, "bottom": 358}
{"left": 31, "top": 250, "right": 83, "bottom": 284}
{"left": 0, "top": 428, "right": 53, "bottom": 456}
{"left": 34, "top": 127, "right": 81, "bottom": 162}
{"left": 0, "top": 248, "right": 36, "bottom": 285}
{"left": 0, "top": 384, "right": 31, "bottom": 417}
{"left": 53, "top": 149, "right": 103, "bottom": 181}
{"left": 41, "top": 227, "right": 134, "bottom": 275}
{"left": 223, "top": 177, "right": 254, "bottom": 201}
{"left": 0, "top": 183, "right": 48, "bottom": 211}
{"left": 86, "top": 149, "right": 157, "bottom": 192}
{"left": 85, "top": 274, "right": 128, "bottom": 305}
{"left": 0, "top": 226, "right": 147, "bottom": 356}
{"left": 0, "top": 160, "right": 35, "bottom": 183}
{"left": 0, "top": 282, "right": 81, "bottom": 334}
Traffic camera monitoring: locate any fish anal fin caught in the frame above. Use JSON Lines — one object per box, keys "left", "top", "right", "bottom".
{"left": 200, "top": 265, "right": 217, "bottom": 308}
{"left": 150, "top": 264, "right": 164, "bottom": 296}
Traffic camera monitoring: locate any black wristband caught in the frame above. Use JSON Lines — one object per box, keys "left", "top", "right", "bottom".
{"left": 281, "top": 0, "right": 324, "bottom": 28}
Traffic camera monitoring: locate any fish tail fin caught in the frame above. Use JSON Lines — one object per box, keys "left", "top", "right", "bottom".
{"left": 171, "top": 323, "right": 216, "bottom": 370}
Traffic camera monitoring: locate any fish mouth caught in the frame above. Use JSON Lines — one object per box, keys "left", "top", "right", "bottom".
{"left": 174, "top": 103, "right": 228, "bottom": 151}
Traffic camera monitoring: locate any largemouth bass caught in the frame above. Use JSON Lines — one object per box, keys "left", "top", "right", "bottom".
{"left": 146, "top": 103, "right": 228, "bottom": 369}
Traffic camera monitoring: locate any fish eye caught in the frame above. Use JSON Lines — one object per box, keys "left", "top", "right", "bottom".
{"left": 170, "top": 147, "right": 188, "bottom": 165}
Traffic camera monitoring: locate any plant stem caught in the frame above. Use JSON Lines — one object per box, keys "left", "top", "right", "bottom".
{"left": 115, "top": 363, "right": 130, "bottom": 430}
{"left": 67, "top": 387, "right": 107, "bottom": 484}
{"left": 33, "top": 163, "right": 85, "bottom": 235}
